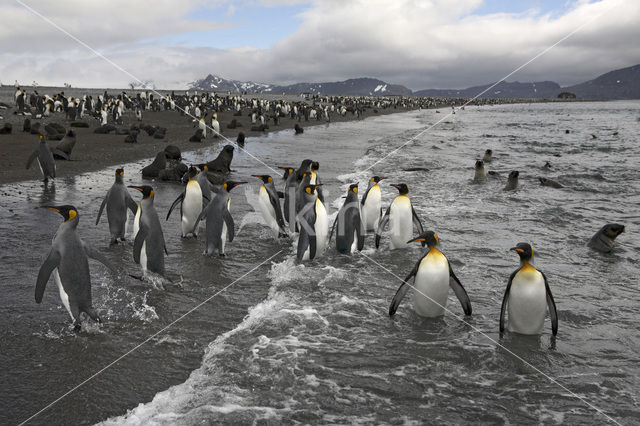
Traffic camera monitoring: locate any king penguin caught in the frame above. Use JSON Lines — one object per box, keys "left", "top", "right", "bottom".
{"left": 253, "top": 174, "right": 287, "bottom": 238}
{"left": 96, "top": 168, "right": 138, "bottom": 245}
{"left": 196, "top": 181, "right": 246, "bottom": 256}
{"left": 375, "top": 183, "right": 424, "bottom": 249}
{"left": 26, "top": 135, "right": 56, "bottom": 182}
{"left": 36, "top": 205, "right": 116, "bottom": 330}
{"left": 280, "top": 166, "right": 297, "bottom": 232}
{"left": 297, "top": 184, "right": 329, "bottom": 262}
{"left": 309, "top": 161, "right": 324, "bottom": 203}
{"left": 129, "top": 185, "right": 167, "bottom": 277}
{"left": 500, "top": 243, "right": 558, "bottom": 336}
{"left": 329, "top": 183, "right": 365, "bottom": 254}
{"left": 166, "top": 166, "right": 206, "bottom": 237}
{"left": 389, "top": 231, "right": 472, "bottom": 317}
{"left": 361, "top": 176, "right": 384, "bottom": 233}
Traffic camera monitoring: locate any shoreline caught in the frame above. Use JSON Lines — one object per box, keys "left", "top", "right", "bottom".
{"left": 0, "top": 88, "right": 578, "bottom": 186}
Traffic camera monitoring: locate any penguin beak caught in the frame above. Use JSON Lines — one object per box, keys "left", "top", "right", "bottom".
{"left": 510, "top": 247, "right": 524, "bottom": 253}
{"left": 232, "top": 182, "right": 247, "bottom": 188}
{"left": 128, "top": 186, "right": 143, "bottom": 192}
{"left": 41, "top": 205, "right": 60, "bottom": 213}
{"left": 407, "top": 236, "right": 426, "bottom": 244}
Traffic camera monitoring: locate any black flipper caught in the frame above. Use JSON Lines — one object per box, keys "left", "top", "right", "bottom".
{"left": 96, "top": 190, "right": 110, "bottom": 225}
{"left": 83, "top": 307, "right": 102, "bottom": 323}
{"left": 309, "top": 233, "right": 317, "bottom": 260}
{"left": 375, "top": 205, "right": 391, "bottom": 249}
{"left": 83, "top": 242, "right": 117, "bottom": 274}
{"left": 355, "top": 213, "right": 365, "bottom": 251}
{"left": 499, "top": 269, "right": 518, "bottom": 336}
{"left": 133, "top": 226, "right": 147, "bottom": 264}
{"left": 277, "top": 191, "right": 284, "bottom": 198}
{"left": 126, "top": 196, "right": 138, "bottom": 215}
{"left": 35, "top": 249, "right": 60, "bottom": 303}
{"left": 389, "top": 260, "right": 420, "bottom": 316}
{"left": 296, "top": 230, "right": 310, "bottom": 262}
{"left": 52, "top": 148, "right": 69, "bottom": 160}
{"left": 542, "top": 271, "right": 558, "bottom": 336}
{"left": 328, "top": 216, "right": 338, "bottom": 243}
{"left": 411, "top": 205, "right": 425, "bottom": 246}
{"left": 449, "top": 264, "right": 472, "bottom": 315}
{"left": 166, "top": 192, "right": 185, "bottom": 221}
{"left": 26, "top": 150, "right": 38, "bottom": 169}
{"left": 223, "top": 208, "right": 235, "bottom": 242}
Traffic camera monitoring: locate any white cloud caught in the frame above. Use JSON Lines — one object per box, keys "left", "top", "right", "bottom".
{"left": 1, "top": 0, "right": 638, "bottom": 90}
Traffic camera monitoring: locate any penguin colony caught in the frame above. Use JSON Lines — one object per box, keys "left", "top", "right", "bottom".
{"left": 17, "top": 88, "right": 624, "bottom": 336}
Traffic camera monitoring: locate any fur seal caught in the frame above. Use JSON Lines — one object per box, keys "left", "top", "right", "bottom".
{"left": 294, "top": 123, "right": 304, "bottom": 134}
{"left": 164, "top": 145, "right": 181, "bottom": 160}
{"left": 142, "top": 152, "right": 167, "bottom": 178}
{"left": 53, "top": 130, "right": 76, "bottom": 159}
{"left": 482, "top": 149, "right": 493, "bottom": 163}
{"left": 473, "top": 160, "right": 486, "bottom": 182}
{"left": 588, "top": 224, "right": 625, "bottom": 253}
{"left": 538, "top": 177, "right": 563, "bottom": 188}
{"left": 189, "top": 128, "right": 204, "bottom": 142}
{"left": 504, "top": 171, "right": 519, "bottom": 191}
{"left": 206, "top": 145, "right": 234, "bottom": 173}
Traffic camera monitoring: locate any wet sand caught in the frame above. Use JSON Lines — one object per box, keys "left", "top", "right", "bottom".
{"left": 0, "top": 87, "right": 421, "bottom": 185}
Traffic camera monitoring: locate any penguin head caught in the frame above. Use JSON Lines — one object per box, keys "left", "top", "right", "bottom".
{"left": 278, "top": 166, "right": 294, "bottom": 179}
{"left": 391, "top": 183, "right": 409, "bottom": 195}
{"left": 252, "top": 174, "right": 273, "bottom": 184}
{"left": 186, "top": 166, "right": 199, "bottom": 181}
{"left": 42, "top": 205, "right": 78, "bottom": 222}
{"left": 348, "top": 183, "right": 358, "bottom": 195}
{"left": 196, "top": 163, "right": 208, "bottom": 172}
{"left": 223, "top": 181, "right": 246, "bottom": 192}
{"left": 128, "top": 185, "right": 154, "bottom": 199}
{"left": 305, "top": 184, "right": 322, "bottom": 195}
{"left": 370, "top": 176, "right": 384, "bottom": 184}
{"left": 115, "top": 168, "right": 124, "bottom": 177}
{"left": 408, "top": 231, "right": 438, "bottom": 247}
{"left": 511, "top": 243, "right": 533, "bottom": 263}
{"left": 311, "top": 161, "right": 320, "bottom": 171}
{"left": 39, "top": 135, "right": 46, "bottom": 143}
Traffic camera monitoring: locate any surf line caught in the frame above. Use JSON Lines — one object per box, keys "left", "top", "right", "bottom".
{"left": 359, "top": 252, "right": 621, "bottom": 426}
{"left": 15, "top": 0, "right": 281, "bottom": 175}
{"left": 19, "top": 250, "right": 285, "bottom": 425}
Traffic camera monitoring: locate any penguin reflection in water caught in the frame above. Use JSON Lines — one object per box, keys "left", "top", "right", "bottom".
{"left": 500, "top": 243, "right": 558, "bottom": 336}
{"left": 389, "top": 231, "right": 472, "bottom": 318}
{"left": 36, "top": 205, "right": 117, "bottom": 330}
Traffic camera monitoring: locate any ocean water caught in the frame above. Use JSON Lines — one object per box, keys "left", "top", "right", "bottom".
{"left": 1, "top": 101, "right": 639, "bottom": 425}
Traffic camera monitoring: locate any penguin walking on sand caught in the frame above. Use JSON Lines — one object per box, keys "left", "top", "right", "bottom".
{"left": 166, "top": 166, "right": 206, "bottom": 238}
{"left": 500, "top": 243, "right": 558, "bottom": 336}
{"left": 199, "top": 114, "right": 207, "bottom": 138}
{"left": 361, "top": 176, "right": 384, "bottom": 233}
{"left": 196, "top": 181, "right": 246, "bottom": 256}
{"left": 297, "top": 184, "right": 328, "bottom": 262}
{"left": 375, "top": 184, "right": 424, "bottom": 249}
{"left": 26, "top": 135, "right": 56, "bottom": 182}
{"left": 329, "top": 183, "right": 365, "bottom": 254}
{"left": 96, "top": 168, "right": 138, "bottom": 245}
{"left": 129, "top": 185, "right": 167, "bottom": 277}
{"left": 389, "top": 231, "right": 472, "bottom": 318}
{"left": 211, "top": 116, "right": 220, "bottom": 138}
{"left": 253, "top": 175, "right": 287, "bottom": 238}
{"left": 36, "top": 205, "right": 116, "bottom": 330}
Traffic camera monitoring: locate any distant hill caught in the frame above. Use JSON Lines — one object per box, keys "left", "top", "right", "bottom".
{"left": 563, "top": 64, "right": 640, "bottom": 100}
{"left": 190, "top": 75, "right": 412, "bottom": 96}
{"left": 189, "top": 64, "right": 640, "bottom": 99}
{"left": 413, "top": 81, "right": 561, "bottom": 99}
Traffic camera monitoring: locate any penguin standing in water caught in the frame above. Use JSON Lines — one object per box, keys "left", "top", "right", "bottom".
{"left": 196, "top": 181, "right": 246, "bottom": 256}
{"left": 361, "top": 176, "right": 384, "bottom": 233}
{"left": 500, "top": 243, "right": 558, "bottom": 336}
{"left": 329, "top": 183, "right": 365, "bottom": 254}
{"left": 389, "top": 231, "right": 472, "bottom": 318}
{"left": 36, "top": 205, "right": 116, "bottom": 330}
{"left": 26, "top": 135, "right": 56, "bottom": 182}
{"left": 253, "top": 174, "right": 287, "bottom": 238}
{"left": 96, "top": 168, "right": 138, "bottom": 245}
{"left": 166, "top": 166, "right": 206, "bottom": 238}
{"left": 129, "top": 185, "right": 167, "bottom": 277}
{"left": 309, "top": 161, "right": 324, "bottom": 203}
{"left": 375, "top": 184, "right": 424, "bottom": 249}
{"left": 295, "top": 172, "right": 313, "bottom": 230}
{"left": 297, "top": 184, "right": 329, "bottom": 262}
{"left": 280, "top": 166, "right": 297, "bottom": 232}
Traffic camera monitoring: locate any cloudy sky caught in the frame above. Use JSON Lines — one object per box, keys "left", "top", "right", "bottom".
{"left": 1, "top": 0, "right": 638, "bottom": 90}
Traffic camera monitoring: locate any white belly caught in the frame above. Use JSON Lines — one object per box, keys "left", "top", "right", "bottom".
{"left": 54, "top": 269, "right": 74, "bottom": 320}
{"left": 132, "top": 205, "right": 140, "bottom": 238}
{"left": 258, "top": 186, "right": 279, "bottom": 236}
{"left": 507, "top": 268, "right": 547, "bottom": 334}
{"left": 140, "top": 241, "right": 148, "bottom": 274}
{"left": 182, "top": 182, "right": 203, "bottom": 236}
{"left": 389, "top": 196, "right": 413, "bottom": 249}
{"left": 313, "top": 198, "right": 329, "bottom": 257}
{"left": 362, "top": 186, "right": 381, "bottom": 232}
{"left": 221, "top": 222, "right": 227, "bottom": 253}
{"left": 413, "top": 253, "right": 450, "bottom": 317}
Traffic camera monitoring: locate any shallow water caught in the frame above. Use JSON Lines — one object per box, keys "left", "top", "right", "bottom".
{"left": 2, "top": 102, "right": 639, "bottom": 425}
